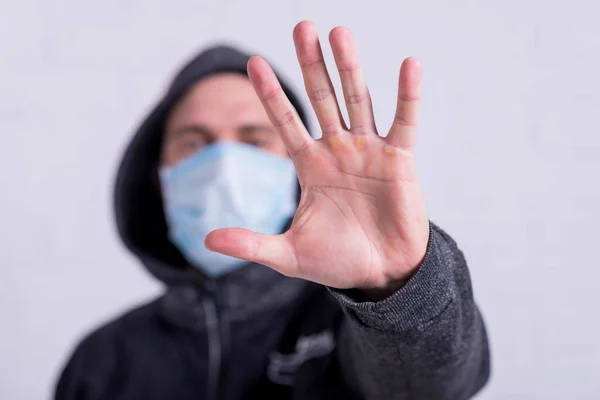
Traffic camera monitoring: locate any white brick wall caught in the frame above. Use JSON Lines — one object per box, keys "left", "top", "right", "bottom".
{"left": 1, "top": 1, "right": 599, "bottom": 399}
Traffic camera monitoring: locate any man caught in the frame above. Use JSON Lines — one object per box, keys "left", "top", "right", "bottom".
{"left": 56, "top": 21, "right": 490, "bottom": 400}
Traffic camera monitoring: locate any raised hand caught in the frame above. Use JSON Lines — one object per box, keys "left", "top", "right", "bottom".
{"left": 206, "top": 21, "right": 430, "bottom": 295}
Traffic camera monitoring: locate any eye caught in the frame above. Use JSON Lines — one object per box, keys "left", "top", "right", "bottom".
{"left": 245, "top": 138, "right": 266, "bottom": 147}
{"left": 181, "top": 136, "right": 206, "bottom": 150}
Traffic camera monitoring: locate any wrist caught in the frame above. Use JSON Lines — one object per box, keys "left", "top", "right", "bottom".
{"left": 360, "top": 252, "right": 426, "bottom": 301}
{"left": 361, "top": 278, "right": 408, "bottom": 301}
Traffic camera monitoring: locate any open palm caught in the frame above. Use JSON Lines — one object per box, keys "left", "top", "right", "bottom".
{"left": 206, "top": 21, "right": 430, "bottom": 293}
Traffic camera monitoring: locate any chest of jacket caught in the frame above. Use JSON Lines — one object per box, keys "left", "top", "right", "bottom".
{"left": 127, "top": 285, "right": 356, "bottom": 400}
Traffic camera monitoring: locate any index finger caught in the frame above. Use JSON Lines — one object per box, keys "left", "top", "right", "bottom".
{"left": 247, "top": 56, "right": 314, "bottom": 156}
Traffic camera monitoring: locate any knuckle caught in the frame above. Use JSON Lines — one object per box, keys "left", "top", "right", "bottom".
{"left": 337, "top": 63, "right": 361, "bottom": 73}
{"left": 261, "top": 86, "right": 282, "bottom": 101}
{"left": 394, "top": 113, "right": 416, "bottom": 127}
{"left": 349, "top": 125, "right": 370, "bottom": 135}
{"left": 300, "top": 58, "right": 325, "bottom": 69}
{"left": 273, "top": 110, "right": 295, "bottom": 127}
{"left": 320, "top": 122, "right": 343, "bottom": 136}
{"left": 249, "top": 234, "right": 261, "bottom": 259}
{"left": 398, "top": 94, "right": 420, "bottom": 102}
{"left": 346, "top": 91, "right": 369, "bottom": 105}
{"left": 309, "top": 87, "right": 334, "bottom": 102}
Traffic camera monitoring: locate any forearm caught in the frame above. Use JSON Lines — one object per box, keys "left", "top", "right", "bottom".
{"left": 330, "top": 223, "right": 491, "bottom": 399}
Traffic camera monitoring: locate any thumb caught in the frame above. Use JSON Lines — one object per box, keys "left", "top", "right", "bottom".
{"left": 205, "top": 228, "right": 299, "bottom": 277}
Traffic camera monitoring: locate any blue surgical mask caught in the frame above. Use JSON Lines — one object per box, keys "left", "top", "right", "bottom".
{"left": 159, "top": 142, "right": 298, "bottom": 277}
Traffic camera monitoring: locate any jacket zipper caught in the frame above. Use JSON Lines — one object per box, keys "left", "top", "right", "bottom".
{"left": 204, "top": 282, "right": 221, "bottom": 400}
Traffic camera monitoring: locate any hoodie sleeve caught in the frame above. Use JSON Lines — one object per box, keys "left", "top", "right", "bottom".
{"left": 329, "top": 222, "right": 491, "bottom": 400}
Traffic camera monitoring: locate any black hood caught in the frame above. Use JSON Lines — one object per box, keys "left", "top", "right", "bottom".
{"left": 114, "top": 45, "right": 309, "bottom": 286}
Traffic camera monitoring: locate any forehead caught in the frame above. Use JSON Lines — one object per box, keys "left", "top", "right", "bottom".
{"left": 166, "top": 72, "right": 268, "bottom": 129}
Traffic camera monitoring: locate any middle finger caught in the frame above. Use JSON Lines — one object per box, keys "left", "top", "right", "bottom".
{"left": 293, "top": 21, "right": 346, "bottom": 137}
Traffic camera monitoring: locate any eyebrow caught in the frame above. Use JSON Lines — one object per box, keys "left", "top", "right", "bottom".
{"left": 238, "top": 124, "right": 276, "bottom": 134}
{"left": 168, "top": 123, "right": 276, "bottom": 139}
{"left": 170, "top": 124, "right": 213, "bottom": 138}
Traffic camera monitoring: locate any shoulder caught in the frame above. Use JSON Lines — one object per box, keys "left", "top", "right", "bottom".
{"left": 85, "top": 297, "right": 161, "bottom": 344}
{"left": 54, "top": 298, "right": 163, "bottom": 398}
{"left": 63, "top": 297, "right": 163, "bottom": 371}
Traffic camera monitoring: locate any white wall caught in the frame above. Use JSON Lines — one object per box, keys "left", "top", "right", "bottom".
{"left": 2, "top": 0, "right": 599, "bottom": 398}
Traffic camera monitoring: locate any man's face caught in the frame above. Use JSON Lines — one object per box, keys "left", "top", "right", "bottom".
{"left": 160, "top": 72, "right": 288, "bottom": 166}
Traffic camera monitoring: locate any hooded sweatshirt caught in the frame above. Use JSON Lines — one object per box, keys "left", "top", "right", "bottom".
{"left": 55, "top": 45, "right": 491, "bottom": 400}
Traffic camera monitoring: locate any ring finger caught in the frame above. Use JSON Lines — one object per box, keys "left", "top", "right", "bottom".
{"left": 329, "top": 26, "right": 376, "bottom": 135}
